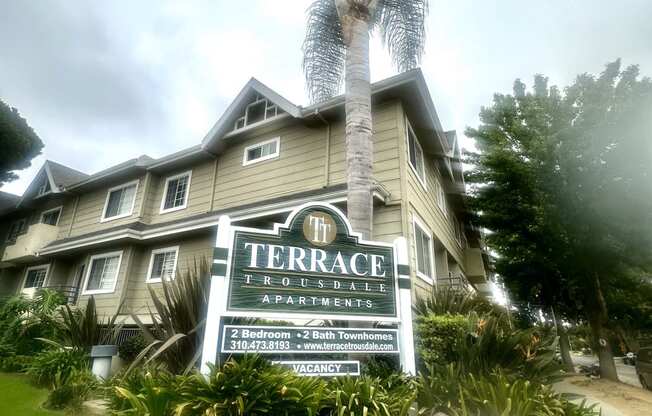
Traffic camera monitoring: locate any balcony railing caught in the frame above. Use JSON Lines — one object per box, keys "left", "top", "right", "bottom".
{"left": 38, "top": 285, "right": 80, "bottom": 305}
{"left": 438, "top": 273, "right": 472, "bottom": 293}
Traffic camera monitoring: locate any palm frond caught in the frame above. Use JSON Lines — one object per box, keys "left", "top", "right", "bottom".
{"left": 302, "top": 0, "right": 346, "bottom": 103}
{"left": 376, "top": 0, "right": 428, "bottom": 72}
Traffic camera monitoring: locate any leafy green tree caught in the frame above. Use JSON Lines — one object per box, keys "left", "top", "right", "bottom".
{"left": 466, "top": 60, "right": 652, "bottom": 381}
{"left": 0, "top": 99, "right": 43, "bottom": 186}
{"left": 303, "top": 0, "right": 428, "bottom": 237}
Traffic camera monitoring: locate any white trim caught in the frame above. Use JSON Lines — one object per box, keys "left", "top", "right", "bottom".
{"left": 159, "top": 170, "right": 192, "bottom": 214}
{"left": 40, "top": 206, "right": 63, "bottom": 226}
{"left": 405, "top": 118, "right": 427, "bottom": 190}
{"left": 412, "top": 213, "right": 435, "bottom": 285}
{"left": 81, "top": 250, "right": 124, "bottom": 295}
{"left": 22, "top": 263, "right": 51, "bottom": 289}
{"left": 100, "top": 180, "right": 140, "bottom": 223}
{"left": 38, "top": 188, "right": 387, "bottom": 255}
{"left": 242, "top": 137, "right": 280, "bottom": 166}
{"left": 145, "top": 246, "right": 180, "bottom": 283}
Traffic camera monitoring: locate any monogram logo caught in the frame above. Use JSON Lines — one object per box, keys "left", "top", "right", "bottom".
{"left": 303, "top": 211, "right": 336, "bottom": 246}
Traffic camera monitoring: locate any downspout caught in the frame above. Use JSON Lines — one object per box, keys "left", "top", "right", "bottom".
{"left": 313, "top": 109, "right": 331, "bottom": 188}
{"left": 67, "top": 196, "right": 80, "bottom": 237}
{"left": 209, "top": 156, "right": 219, "bottom": 211}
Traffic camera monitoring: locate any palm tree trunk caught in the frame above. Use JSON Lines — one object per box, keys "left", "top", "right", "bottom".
{"left": 340, "top": 6, "right": 373, "bottom": 239}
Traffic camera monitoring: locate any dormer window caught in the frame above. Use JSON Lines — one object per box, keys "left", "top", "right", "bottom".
{"left": 37, "top": 177, "right": 51, "bottom": 196}
{"left": 233, "top": 94, "right": 284, "bottom": 131}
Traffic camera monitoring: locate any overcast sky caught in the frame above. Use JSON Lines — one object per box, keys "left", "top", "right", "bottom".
{"left": 1, "top": 0, "right": 650, "bottom": 195}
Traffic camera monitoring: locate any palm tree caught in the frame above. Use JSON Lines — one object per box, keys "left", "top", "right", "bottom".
{"left": 303, "top": 0, "right": 428, "bottom": 238}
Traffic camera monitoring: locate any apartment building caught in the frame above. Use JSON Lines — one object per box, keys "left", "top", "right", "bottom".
{"left": 0, "top": 69, "right": 491, "bottom": 319}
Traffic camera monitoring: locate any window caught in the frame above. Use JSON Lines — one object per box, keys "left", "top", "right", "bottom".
{"left": 101, "top": 180, "right": 138, "bottom": 222}
{"left": 37, "top": 177, "right": 51, "bottom": 196}
{"left": 6, "top": 219, "right": 27, "bottom": 243}
{"left": 82, "top": 251, "right": 123, "bottom": 295}
{"left": 406, "top": 120, "right": 426, "bottom": 187}
{"left": 233, "top": 94, "right": 285, "bottom": 131}
{"left": 40, "top": 207, "right": 62, "bottom": 226}
{"left": 23, "top": 264, "right": 50, "bottom": 289}
{"left": 413, "top": 216, "right": 434, "bottom": 283}
{"left": 160, "top": 171, "right": 192, "bottom": 213}
{"left": 146, "top": 246, "right": 179, "bottom": 283}
{"left": 243, "top": 137, "right": 280, "bottom": 166}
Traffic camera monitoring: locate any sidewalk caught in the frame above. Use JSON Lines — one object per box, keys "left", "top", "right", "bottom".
{"left": 554, "top": 375, "right": 652, "bottom": 416}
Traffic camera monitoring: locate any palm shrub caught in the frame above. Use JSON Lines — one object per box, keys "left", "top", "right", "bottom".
{"left": 322, "top": 375, "right": 416, "bottom": 416}
{"left": 175, "top": 355, "right": 324, "bottom": 415}
{"left": 112, "top": 368, "right": 180, "bottom": 416}
{"left": 52, "top": 295, "right": 123, "bottom": 350}
{"left": 130, "top": 259, "right": 209, "bottom": 374}
{"left": 414, "top": 287, "right": 506, "bottom": 320}
{"left": 45, "top": 368, "right": 98, "bottom": 410}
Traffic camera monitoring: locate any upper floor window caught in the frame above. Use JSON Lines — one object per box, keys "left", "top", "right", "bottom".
{"left": 24, "top": 264, "right": 50, "bottom": 289}
{"left": 413, "top": 215, "right": 434, "bottom": 284}
{"left": 6, "top": 218, "right": 27, "bottom": 243}
{"left": 101, "top": 180, "right": 139, "bottom": 222}
{"left": 160, "top": 171, "right": 192, "bottom": 213}
{"left": 41, "top": 207, "right": 62, "bottom": 226}
{"left": 82, "top": 251, "right": 123, "bottom": 295}
{"left": 36, "top": 176, "right": 51, "bottom": 196}
{"left": 406, "top": 120, "right": 426, "bottom": 188}
{"left": 243, "top": 137, "right": 280, "bottom": 166}
{"left": 233, "top": 94, "right": 285, "bottom": 131}
{"left": 435, "top": 179, "right": 447, "bottom": 217}
{"left": 146, "top": 246, "right": 179, "bottom": 283}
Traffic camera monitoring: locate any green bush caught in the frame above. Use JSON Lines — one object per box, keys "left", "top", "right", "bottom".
{"left": 27, "top": 348, "right": 89, "bottom": 386}
{"left": 0, "top": 354, "right": 33, "bottom": 372}
{"left": 175, "top": 355, "right": 323, "bottom": 415}
{"left": 119, "top": 332, "right": 148, "bottom": 362}
{"left": 105, "top": 365, "right": 177, "bottom": 413}
{"left": 45, "top": 368, "right": 98, "bottom": 410}
{"left": 417, "top": 366, "right": 598, "bottom": 416}
{"left": 322, "top": 376, "right": 415, "bottom": 416}
{"left": 416, "top": 314, "right": 472, "bottom": 367}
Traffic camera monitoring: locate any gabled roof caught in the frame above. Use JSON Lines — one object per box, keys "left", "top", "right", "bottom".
{"left": 18, "top": 160, "right": 89, "bottom": 205}
{"left": 201, "top": 78, "right": 302, "bottom": 153}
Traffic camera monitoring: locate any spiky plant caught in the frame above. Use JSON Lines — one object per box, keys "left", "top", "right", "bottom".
{"left": 302, "top": 0, "right": 428, "bottom": 237}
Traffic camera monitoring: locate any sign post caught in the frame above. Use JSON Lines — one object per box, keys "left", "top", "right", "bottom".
{"left": 200, "top": 202, "right": 416, "bottom": 376}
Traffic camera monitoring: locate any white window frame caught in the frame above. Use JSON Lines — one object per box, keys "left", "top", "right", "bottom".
{"left": 242, "top": 137, "right": 280, "bottom": 166}
{"left": 40, "top": 206, "right": 63, "bottom": 226}
{"left": 81, "top": 250, "right": 123, "bottom": 295}
{"left": 405, "top": 119, "right": 427, "bottom": 190}
{"left": 412, "top": 214, "right": 435, "bottom": 285}
{"left": 100, "top": 180, "right": 139, "bottom": 223}
{"left": 22, "top": 264, "right": 51, "bottom": 289}
{"left": 435, "top": 178, "right": 448, "bottom": 217}
{"left": 146, "top": 246, "right": 180, "bottom": 283}
{"left": 159, "top": 171, "right": 192, "bottom": 214}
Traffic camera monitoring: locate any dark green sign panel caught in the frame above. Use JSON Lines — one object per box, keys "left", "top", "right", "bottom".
{"left": 221, "top": 325, "right": 400, "bottom": 354}
{"left": 274, "top": 361, "right": 360, "bottom": 376}
{"left": 225, "top": 205, "right": 398, "bottom": 319}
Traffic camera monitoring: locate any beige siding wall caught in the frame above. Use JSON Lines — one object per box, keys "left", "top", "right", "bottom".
{"left": 328, "top": 101, "right": 402, "bottom": 201}
{"left": 123, "top": 233, "right": 213, "bottom": 314}
{"left": 57, "top": 175, "right": 146, "bottom": 239}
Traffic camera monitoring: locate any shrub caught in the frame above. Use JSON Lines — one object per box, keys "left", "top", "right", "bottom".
{"left": 414, "top": 287, "right": 506, "bottom": 319}
{"left": 45, "top": 368, "right": 98, "bottom": 410}
{"left": 27, "top": 348, "right": 89, "bottom": 386}
{"left": 0, "top": 354, "right": 33, "bottom": 372}
{"left": 112, "top": 369, "right": 180, "bottom": 416}
{"left": 323, "top": 375, "right": 416, "bottom": 416}
{"left": 416, "top": 314, "right": 473, "bottom": 367}
{"left": 105, "top": 365, "right": 176, "bottom": 413}
{"left": 175, "top": 355, "right": 323, "bottom": 415}
{"left": 119, "top": 332, "right": 148, "bottom": 362}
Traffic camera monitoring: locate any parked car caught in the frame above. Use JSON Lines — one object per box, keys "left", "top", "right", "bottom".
{"left": 636, "top": 347, "right": 652, "bottom": 390}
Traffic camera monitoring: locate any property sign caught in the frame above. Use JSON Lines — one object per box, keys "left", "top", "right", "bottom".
{"left": 273, "top": 361, "right": 360, "bottom": 377}
{"left": 225, "top": 205, "right": 399, "bottom": 320}
{"left": 221, "top": 325, "right": 400, "bottom": 354}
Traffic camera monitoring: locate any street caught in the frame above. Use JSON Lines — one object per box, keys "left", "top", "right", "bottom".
{"left": 571, "top": 353, "right": 642, "bottom": 388}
